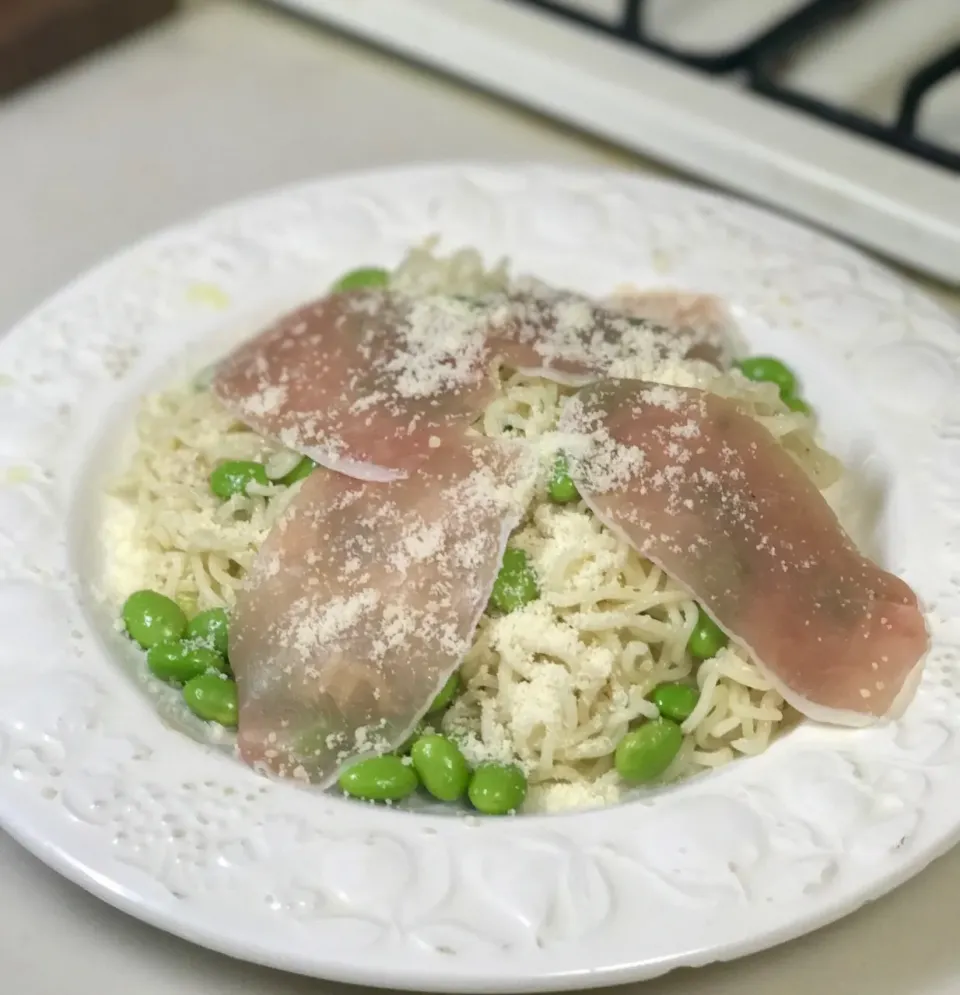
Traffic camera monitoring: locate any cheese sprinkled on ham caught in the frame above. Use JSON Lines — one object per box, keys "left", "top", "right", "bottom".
{"left": 560, "top": 379, "right": 929, "bottom": 724}
{"left": 229, "top": 434, "right": 538, "bottom": 786}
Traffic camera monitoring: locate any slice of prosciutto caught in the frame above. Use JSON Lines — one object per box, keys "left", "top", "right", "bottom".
{"left": 212, "top": 291, "right": 495, "bottom": 482}
{"left": 229, "top": 433, "right": 538, "bottom": 786}
{"left": 212, "top": 288, "right": 727, "bottom": 481}
{"left": 560, "top": 379, "right": 928, "bottom": 724}
{"left": 484, "top": 290, "right": 729, "bottom": 382}
{"left": 606, "top": 290, "right": 737, "bottom": 364}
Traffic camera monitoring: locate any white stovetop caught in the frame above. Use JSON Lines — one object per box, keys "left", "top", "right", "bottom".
{"left": 272, "top": 0, "right": 960, "bottom": 283}
{"left": 1, "top": 3, "right": 959, "bottom": 993}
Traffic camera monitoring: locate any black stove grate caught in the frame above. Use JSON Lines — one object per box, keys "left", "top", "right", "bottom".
{"left": 511, "top": 0, "right": 960, "bottom": 172}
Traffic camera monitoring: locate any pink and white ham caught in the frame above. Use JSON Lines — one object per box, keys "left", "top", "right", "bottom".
{"left": 559, "top": 379, "right": 929, "bottom": 724}
{"left": 212, "top": 291, "right": 493, "bottom": 482}
{"left": 607, "top": 289, "right": 736, "bottom": 365}
{"left": 212, "top": 288, "right": 723, "bottom": 481}
{"left": 229, "top": 433, "right": 538, "bottom": 786}
{"left": 484, "top": 290, "right": 729, "bottom": 382}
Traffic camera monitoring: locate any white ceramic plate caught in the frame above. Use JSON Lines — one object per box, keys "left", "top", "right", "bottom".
{"left": 1, "top": 164, "right": 959, "bottom": 992}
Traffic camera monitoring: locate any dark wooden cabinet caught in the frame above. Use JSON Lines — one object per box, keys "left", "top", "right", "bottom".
{"left": 0, "top": 0, "right": 177, "bottom": 96}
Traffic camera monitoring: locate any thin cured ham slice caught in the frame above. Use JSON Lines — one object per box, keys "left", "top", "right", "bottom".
{"left": 559, "top": 379, "right": 928, "bottom": 724}
{"left": 229, "top": 433, "right": 538, "bottom": 786}
{"left": 212, "top": 291, "right": 495, "bottom": 482}
{"left": 485, "top": 291, "right": 728, "bottom": 382}
{"left": 212, "top": 288, "right": 726, "bottom": 481}
{"left": 607, "top": 290, "right": 737, "bottom": 365}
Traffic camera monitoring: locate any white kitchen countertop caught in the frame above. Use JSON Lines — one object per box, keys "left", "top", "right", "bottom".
{"left": 1, "top": 3, "right": 959, "bottom": 993}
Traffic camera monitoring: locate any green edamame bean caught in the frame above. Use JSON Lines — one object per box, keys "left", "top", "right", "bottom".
{"left": 736, "top": 356, "right": 797, "bottom": 395}
{"left": 147, "top": 642, "right": 226, "bottom": 683}
{"left": 782, "top": 393, "right": 811, "bottom": 415}
{"left": 548, "top": 455, "right": 580, "bottom": 504}
{"left": 467, "top": 763, "right": 527, "bottom": 815}
{"left": 186, "top": 646, "right": 228, "bottom": 673}
{"left": 338, "top": 755, "right": 419, "bottom": 802}
{"left": 182, "top": 674, "right": 238, "bottom": 726}
{"left": 280, "top": 456, "right": 317, "bottom": 487}
{"left": 147, "top": 642, "right": 194, "bottom": 682}
{"left": 649, "top": 682, "right": 700, "bottom": 722}
{"left": 209, "top": 460, "right": 269, "bottom": 500}
{"left": 331, "top": 267, "right": 390, "bottom": 292}
{"left": 186, "top": 608, "right": 229, "bottom": 657}
{"left": 490, "top": 548, "right": 539, "bottom": 614}
{"left": 428, "top": 671, "right": 460, "bottom": 714}
{"left": 411, "top": 735, "right": 470, "bottom": 802}
{"left": 615, "top": 718, "right": 683, "bottom": 783}
{"left": 395, "top": 722, "right": 425, "bottom": 756}
{"left": 687, "top": 607, "right": 728, "bottom": 661}
{"left": 122, "top": 590, "right": 187, "bottom": 649}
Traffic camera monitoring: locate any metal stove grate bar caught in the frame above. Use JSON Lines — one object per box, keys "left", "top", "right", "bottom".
{"left": 512, "top": 0, "right": 960, "bottom": 172}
